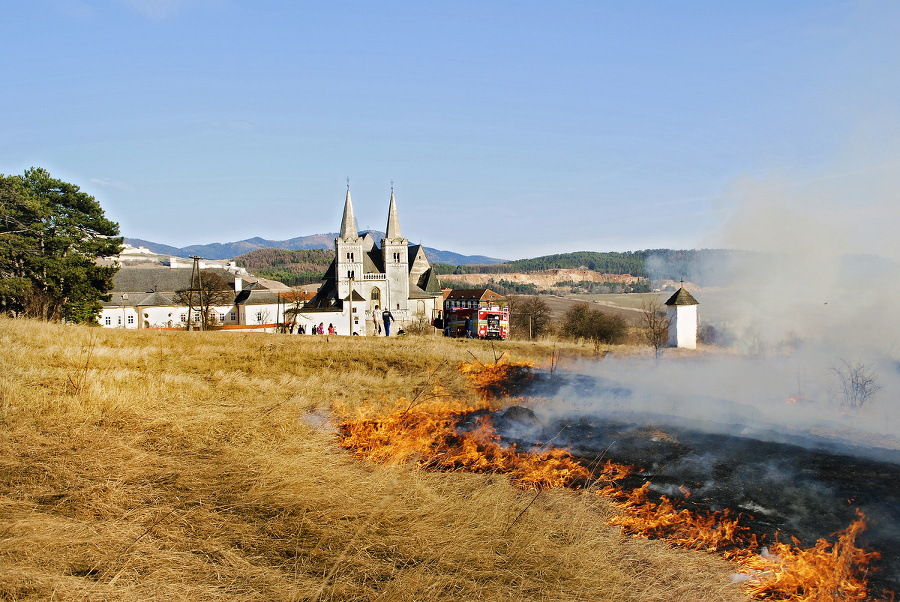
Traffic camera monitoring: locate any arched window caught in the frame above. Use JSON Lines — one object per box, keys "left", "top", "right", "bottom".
{"left": 371, "top": 287, "right": 380, "bottom": 303}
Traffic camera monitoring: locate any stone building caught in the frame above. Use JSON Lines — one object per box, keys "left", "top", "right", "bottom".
{"left": 311, "top": 188, "right": 443, "bottom": 333}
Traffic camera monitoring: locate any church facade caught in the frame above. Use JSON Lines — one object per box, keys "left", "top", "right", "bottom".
{"left": 311, "top": 189, "right": 443, "bottom": 334}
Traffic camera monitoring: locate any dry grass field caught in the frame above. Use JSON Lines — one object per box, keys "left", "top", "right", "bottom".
{"left": 0, "top": 318, "right": 747, "bottom": 601}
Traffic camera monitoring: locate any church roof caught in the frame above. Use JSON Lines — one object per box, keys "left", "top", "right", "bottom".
{"left": 322, "top": 260, "right": 336, "bottom": 280}
{"left": 339, "top": 189, "right": 359, "bottom": 240}
{"left": 385, "top": 191, "right": 402, "bottom": 239}
{"left": 664, "top": 287, "right": 699, "bottom": 306}
{"left": 408, "top": 284, "right": 436, "bottom": 299}
{"left": 364, "top": 249, "right": 384, "bottom": 274}
{"left": 421, "top": 268, "right": 441, "bottom": 294}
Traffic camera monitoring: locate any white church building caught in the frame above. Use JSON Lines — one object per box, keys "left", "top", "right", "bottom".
{"left": 306, "top": 188, "right": 443, "bottom": 334}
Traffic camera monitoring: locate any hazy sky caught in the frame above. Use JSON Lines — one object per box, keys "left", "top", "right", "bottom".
{"left": 3, "top": 1, "right": 899, "bottom": 260}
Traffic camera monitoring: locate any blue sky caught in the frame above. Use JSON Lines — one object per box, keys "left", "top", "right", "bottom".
{"left": 3, "top": 1, "right": 899, "bottom": 260}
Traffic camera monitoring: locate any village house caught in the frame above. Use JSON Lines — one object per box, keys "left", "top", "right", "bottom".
{"left": 97, "top": 261, "right": 292, "bottom": 332}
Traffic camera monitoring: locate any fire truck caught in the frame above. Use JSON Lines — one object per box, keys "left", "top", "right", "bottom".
{"left": 438, "top": 288, "right": 510, "bottom": 340}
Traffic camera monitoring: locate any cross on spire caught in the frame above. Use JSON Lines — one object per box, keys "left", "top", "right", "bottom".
{"left": 346, "top": 176, "right": 350, "bottom": 190}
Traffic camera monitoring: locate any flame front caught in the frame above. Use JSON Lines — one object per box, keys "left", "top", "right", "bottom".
{"left": 336, "top": 360, "right": 887, "bottom": 601}
{"left": 339, "top": 401, "right": 590, "bottom": 490}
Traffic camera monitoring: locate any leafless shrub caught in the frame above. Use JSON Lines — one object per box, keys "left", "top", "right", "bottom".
{"left": 403, "top": 310, "right": 433, "bottom": 336}
{"left": 640, "top": 296, "right": 669, "bottom": 361}
{"left": 831, "top": 358, "right": 882, "bottom": 408}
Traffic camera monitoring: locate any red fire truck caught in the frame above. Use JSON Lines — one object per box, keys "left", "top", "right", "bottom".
{"left": 439, "top": 289, "right": 510, "bottom": 340}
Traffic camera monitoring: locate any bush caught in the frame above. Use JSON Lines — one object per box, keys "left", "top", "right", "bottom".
{"left": 561, "top": 303, "right": 627, "bottom": 351}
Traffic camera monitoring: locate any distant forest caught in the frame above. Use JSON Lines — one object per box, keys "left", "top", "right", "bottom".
{"left": 235, "top": 248, "right": 746, "bottom": 288}
{"left": 234, "top": 248, "right": 333, "bottom": 286}
{"left": 435, "top": 249, "right": 744, "bottom": 285}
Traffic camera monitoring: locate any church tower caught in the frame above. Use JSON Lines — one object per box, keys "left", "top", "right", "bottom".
{"left": 381, "top": 190, "right": 409, "bottom": 311}
{"left": 335, "top": 188, "right": 363, "bottom": 301}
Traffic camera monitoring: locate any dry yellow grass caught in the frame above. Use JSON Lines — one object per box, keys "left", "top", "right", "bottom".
{"left": 0, "top": 318, "right": 748, "bottom": 601}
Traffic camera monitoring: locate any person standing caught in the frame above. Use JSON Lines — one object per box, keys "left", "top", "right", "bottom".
{"left": 382, "top": 308, "right": 394, "bottom": 337}
{"left": 373, "top": 305, "right": 382, "bottom": 335}
{"left": 465, "top": 316, "right": 473, "bottom": 339}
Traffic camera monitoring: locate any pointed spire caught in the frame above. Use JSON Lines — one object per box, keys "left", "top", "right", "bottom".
{"left": 339, "top": 188, "right": 358, "bottom": 240}
{"left": 385, "top": 190, "right": 402, "bottom": 240}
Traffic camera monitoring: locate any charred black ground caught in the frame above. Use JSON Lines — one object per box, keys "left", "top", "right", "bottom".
{"left": 472, "top": 372, "right": 900, "bottom": 594}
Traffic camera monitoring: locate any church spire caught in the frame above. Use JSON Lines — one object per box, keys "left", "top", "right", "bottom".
{"left": 385, "top": 189, "right": 402, "bottom": 240}
{"left": 339, "top": 188, "right": 358, "bottom": 240}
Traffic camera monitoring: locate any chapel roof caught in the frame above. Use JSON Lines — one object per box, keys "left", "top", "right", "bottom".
{"left": 664, "top": 287, "right": 699, "bottom": 306}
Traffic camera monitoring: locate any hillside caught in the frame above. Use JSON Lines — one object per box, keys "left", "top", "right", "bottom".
{"left": 125, "top": 234, "right": 506, "bottom": 265}
{"left": 435, "top": 249, "right": 753, "bottom": 286}
{"left": 0, "top": 319, "right": 747, "bottom": 601}
{"left": 233, "top": 248, "right": 334, "bottom": 286}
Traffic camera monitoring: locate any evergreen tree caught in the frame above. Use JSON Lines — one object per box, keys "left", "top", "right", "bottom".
{"left": 0, "top": 168, "right": 122, "bottom": 321}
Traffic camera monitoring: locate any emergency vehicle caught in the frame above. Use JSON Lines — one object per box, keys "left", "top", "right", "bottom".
{"left": 438, "top": 288, "right": 509, "bottom": 340}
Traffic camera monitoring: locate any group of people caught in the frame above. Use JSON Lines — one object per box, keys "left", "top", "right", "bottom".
{"left": 371, "top": 305, "right": 395, "bottom": 336}
{"left": 283, "top": 307, "right": 397, "bottom": 337}
{"left": 304, "top": 322, "right": 328, "bottom": 335}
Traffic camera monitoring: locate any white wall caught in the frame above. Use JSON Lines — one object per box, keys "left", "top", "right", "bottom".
{"left": 98, "top": 306, "right": 140, "bottom": 329}
{"left": 667, "top": 305, "right": 698, "bottom": 349}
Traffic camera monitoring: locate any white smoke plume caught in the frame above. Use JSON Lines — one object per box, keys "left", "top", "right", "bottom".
{"left": 537, "top": 150, "right": 900, "bottom": 456}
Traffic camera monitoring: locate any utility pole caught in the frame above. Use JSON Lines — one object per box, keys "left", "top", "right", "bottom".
{"left": 188, "top": 256, "right": 205, "bottom": 331}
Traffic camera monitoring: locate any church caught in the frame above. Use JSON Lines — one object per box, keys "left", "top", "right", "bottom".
{"left": 310, "top": 188, "right": 443, "bottom": 334}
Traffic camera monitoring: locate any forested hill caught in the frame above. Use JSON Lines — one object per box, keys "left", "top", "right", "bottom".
{"left": 235, "top": 247, "right": 753, "bottom": 288}
{"left": 435, "top": 249, "right": 749, "bottom": 285}
{"left": 234, "top": 248, "right": 333, "bottom": 286}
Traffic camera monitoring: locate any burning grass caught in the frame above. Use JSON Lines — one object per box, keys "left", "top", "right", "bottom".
{"left": 336, "top": 360, "right": 888, "bottom": 602}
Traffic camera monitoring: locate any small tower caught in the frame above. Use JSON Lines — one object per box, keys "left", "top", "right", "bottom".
{"left": 335, "top": 188, "right": 363, "bottom": 301}
{"left": 381, "top": 189, "right": 409, "bottom": 311}
{"left": 665, "top": 285, "right": 699, "bottom": 349}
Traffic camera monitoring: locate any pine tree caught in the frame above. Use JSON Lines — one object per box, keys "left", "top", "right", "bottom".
{"left": 0, "top": 168, "right": 122, "bottom": 322}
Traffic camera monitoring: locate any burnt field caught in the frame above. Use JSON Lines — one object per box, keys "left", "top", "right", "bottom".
{"left": 484, "top": 377, "right": 900, "bottom": 594}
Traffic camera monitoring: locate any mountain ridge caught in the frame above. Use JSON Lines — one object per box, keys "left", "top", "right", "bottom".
{"left": 124, "top": 234, "right": 506, "bottom": 266}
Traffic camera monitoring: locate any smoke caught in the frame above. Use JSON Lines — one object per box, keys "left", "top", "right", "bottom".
{"left": 537, "top": 151, "right": 900, "bottom": 457}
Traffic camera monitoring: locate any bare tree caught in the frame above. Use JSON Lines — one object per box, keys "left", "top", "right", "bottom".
{"left": 404, "top": 310, "right": 433, "bottom": 335}
{"left": 510, "top": 295, "right": 552, "bottom": 340}
{"left": 640, "top": 296, "right": 669, "bottom": 361}
{"left": 174, "top": 270, "right": 235, "bottom": 331}
{"left": 831, "top": 358, "right": 882, "bottom": 409}
{"left": 281, "top": 287, "right": 308, "bottom": 333}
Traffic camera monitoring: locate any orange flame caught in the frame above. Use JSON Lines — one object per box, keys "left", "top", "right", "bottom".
{"left": 596, "top": 479, "right": 884, "bottom": 600}
{"left": 335, "top": 361, "right": 888, "bottom": 601}
{"left": 742, "top": 510, "right": 879, "bottom": 602}
{"left": 601, "top": 482, "right": 760, "bottom": 559}
{"left": 338, "top": 400, "right": 590, "bottom": 490}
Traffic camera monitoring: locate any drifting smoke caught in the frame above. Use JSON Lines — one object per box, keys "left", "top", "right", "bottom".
{"left": 540, "top": 155, "right": 900, "bottom": 457}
